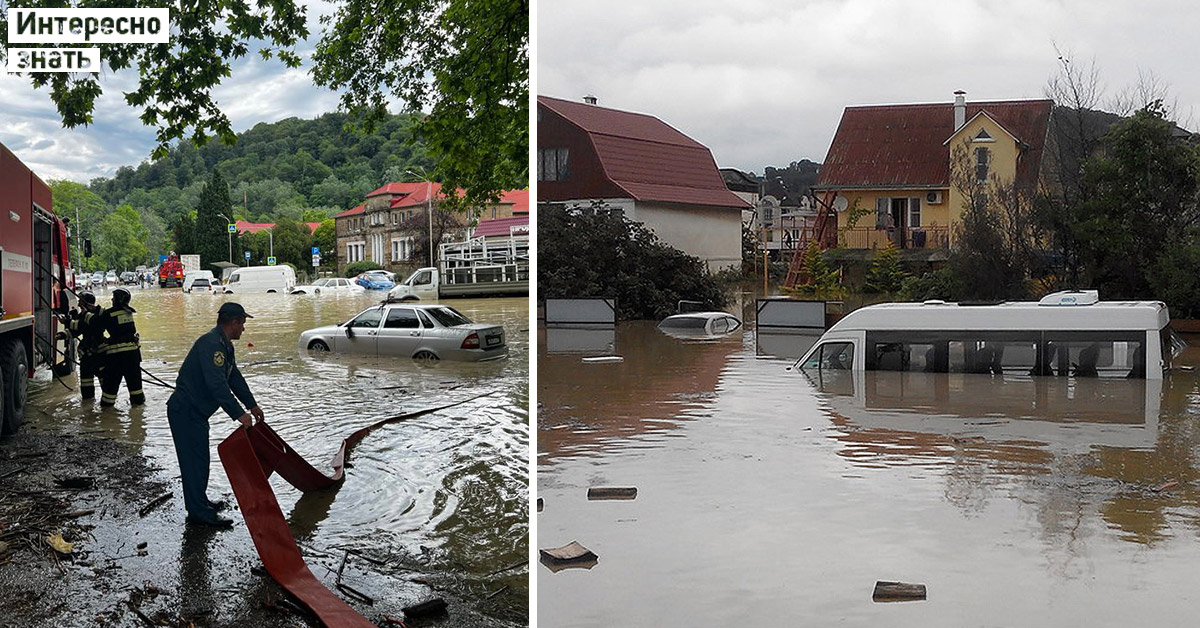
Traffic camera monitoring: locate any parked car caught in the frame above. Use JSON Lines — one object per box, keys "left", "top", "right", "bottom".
{"left": 183, "top": 270, "right": 216, "bottom": 292}
{"left": 120, "top": 271, "right": 138, "bottom": 285}
{"left": 290, "top": 277, "right": 366, "bottom": 295}
{"left": 185, "top": 277, "right": 219, "bottom": 294}
{"left": 657, "top": 311, "right": 743, "bottom": 339}
{"left": 105, "top": 271, "right": 119, "bottom": 285}
{"left": 90, "top": 271, "right": 105, "bottom": 288}
{"left": 354, "top": 271, "right": 396, "bottom": 291}
{"left": 298, "top": 302, "right": 507, "bottom": 362}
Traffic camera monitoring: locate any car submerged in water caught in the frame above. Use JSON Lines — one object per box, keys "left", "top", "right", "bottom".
{"left": 298, "top": 302, "right": 507, "bottom": 362}
{"left": 657, "top": 311, "right": 743, "bottom": 339}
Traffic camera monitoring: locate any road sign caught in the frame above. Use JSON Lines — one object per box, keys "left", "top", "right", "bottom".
{"left": 312, "top": 255, "right": 320, "bottom": 268}
{"left": 311, "top": 247, "right": 320, "bottom": 255}
{"left": 267, "top": 256, "right": 277, "bottom": 266}
{"left": 227, "top": 223, "right": 237, "bottom": 233}
{"left": 244, "top": 251, "right": 251, "bottom": 261}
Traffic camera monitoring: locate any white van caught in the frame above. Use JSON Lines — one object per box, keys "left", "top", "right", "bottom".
{"left": 182, "top": 270, "right": 216, "bottom": 292}
{"left": 222, "top": 265, "right": 296, "bottom": 294}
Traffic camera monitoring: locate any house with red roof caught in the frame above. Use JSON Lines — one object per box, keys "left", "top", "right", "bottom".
{"left": 537, "top": 95, "right": 749, "bottom": 271}
{"left": 332, "top": 183, "right": 530, "bottom": 274}
{"left": 233, "top": 220, "right": 323, "bottom": 235}
{"left": 814, "top": 91, "right": 1053, "bottom": 253}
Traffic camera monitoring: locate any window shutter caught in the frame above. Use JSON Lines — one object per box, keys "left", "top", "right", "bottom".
{"left": 875, "top": 198, "right": 888, "bottom": 229}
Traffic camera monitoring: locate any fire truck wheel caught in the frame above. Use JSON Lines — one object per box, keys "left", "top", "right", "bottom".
{"left": 0, "top": 340, "right": 29, "bottom": 436}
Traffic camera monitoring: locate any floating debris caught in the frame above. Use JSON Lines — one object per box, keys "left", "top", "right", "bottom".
{"left": 587, "top": 487, "right": 637, "bottom": 500}
{"left": 1152, "top": 481, "right": 1180, "bottom": 493}
{"left": 45, "top": 533, "right": 75, "bottom": 555}
{"left": 540, "top": 541, "right": 598, "bottom": 572}
{"left": 537, "top": 497, "right": 544, "bottom": 512}
{"left": 582, "top": 356, "right": 623, "bottom": 363}
{"left": 403, "top": 598, "right": 448, "bottom": 618}
{"left": 872, "top": 581, "right": 926, "bottom": 602}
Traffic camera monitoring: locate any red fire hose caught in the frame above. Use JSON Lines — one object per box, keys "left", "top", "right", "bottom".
{"left": 216, "top": 393, "right": 497, "bottom": 627}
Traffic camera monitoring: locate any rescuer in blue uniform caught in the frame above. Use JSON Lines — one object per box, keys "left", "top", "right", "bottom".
{"left": 167, "top": 302, "right": 264, "bottom": 528}
{"left": 68, "top": 291, "right": 105, "bottom": 400}
{"left": 97, "top": 288, "right": 144, "bottom": 407}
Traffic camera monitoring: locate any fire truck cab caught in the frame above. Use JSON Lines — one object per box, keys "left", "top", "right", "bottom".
{"left": 0, "top": 141, "right": 74, "bottom": 436}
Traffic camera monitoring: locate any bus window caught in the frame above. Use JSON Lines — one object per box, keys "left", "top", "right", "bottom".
{"left": 802, "top": 342, "right": 855, "bottom": 371}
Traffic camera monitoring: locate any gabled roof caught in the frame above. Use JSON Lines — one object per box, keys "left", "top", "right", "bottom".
{"left": 538, "top": 95, "right": 750, "bottom": 209}
{"left": 818, "top": 98, "right": 1053, "bottom": 190}
{"left": 387, "top": 182, "right": 446, "bottom": 208}
{"left": 474, "top": 215, "right": 529, "bottom": 238}
{"left": 334, "top": 203, "right": 365, "bottom": 218}
{"left": 501, "top": 189, "right": 529, "bottom": 214}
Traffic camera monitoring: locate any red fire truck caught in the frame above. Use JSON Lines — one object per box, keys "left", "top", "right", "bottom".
{"left": 0, "top": 141, "right": 75, "bottom": 436}
{"left": 158, "top": 252, "right": 184, "bottom": 287}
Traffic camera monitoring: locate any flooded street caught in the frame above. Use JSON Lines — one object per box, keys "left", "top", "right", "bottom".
{"left": 22, "top": 286, "right": 529, "bottom": 626}
{"left": 538, "top": 310, "right": 1200, "bottom": 626}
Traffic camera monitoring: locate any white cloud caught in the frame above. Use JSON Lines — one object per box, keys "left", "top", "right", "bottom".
{"left": 539, "top": 0, "right": 1200, "bottom": 172}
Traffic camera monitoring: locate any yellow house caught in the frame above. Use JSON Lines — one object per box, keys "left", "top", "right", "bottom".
{"left": 812, "top": 91, "right": 1053, "bottom": 253}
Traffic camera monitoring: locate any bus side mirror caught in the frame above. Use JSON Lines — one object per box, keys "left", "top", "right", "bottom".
{"left": 83, "top": 239, "right": 92, "bottom": 257}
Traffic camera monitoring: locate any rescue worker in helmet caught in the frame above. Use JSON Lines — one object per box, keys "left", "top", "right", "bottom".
{"left": 97, "top": 288, "right": 144, "bottom": 407}
{"left": 68, "top": 292, "right": 106, "bottom": 400}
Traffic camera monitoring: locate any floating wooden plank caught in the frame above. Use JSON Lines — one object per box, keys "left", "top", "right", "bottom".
{"left": 1152, "top": 481, "right": 1179, "bottom": 493}
{"left": 587, "top": 487, "right": 637, "bottom": 500}
{"left": 873, "top": 581, "right": 926, "bottom": 602}
{"left": 582, "top": 356, "right": 623, "bottom": 363}
{"left": 539, "top": 541, "right": 598, "bottom": 565}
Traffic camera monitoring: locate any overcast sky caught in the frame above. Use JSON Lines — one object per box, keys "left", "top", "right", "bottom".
{"left": 0, "top": 3, "right": 344, "bottom": 184}
{"left": 537, "top": 0, "right": 1200, "bottom": 175}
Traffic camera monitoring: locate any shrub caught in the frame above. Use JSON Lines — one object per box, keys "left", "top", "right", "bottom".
{"left": 344, "top": 260, "right": 384, "bottom": 278}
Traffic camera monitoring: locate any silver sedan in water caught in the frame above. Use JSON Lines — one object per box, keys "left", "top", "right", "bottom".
{"left": 298, "top": 303, "right": 507, "bottom": 362}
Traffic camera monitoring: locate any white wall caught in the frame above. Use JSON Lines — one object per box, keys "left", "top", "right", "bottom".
{"left": 628, "top": 201, "right": 742, "bottom": 272}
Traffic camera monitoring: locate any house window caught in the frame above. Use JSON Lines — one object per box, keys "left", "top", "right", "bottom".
{"left": 537, "top": 148, "right": 570, "bottom": 181}
{"left": 391, "top": 237, "right": 413, "bottom": 262}
{"left": 975, "top": 147, "right": 990, "bottom": 183}
{"left": 908, "top": 197, "right": 921, "bottom": 228}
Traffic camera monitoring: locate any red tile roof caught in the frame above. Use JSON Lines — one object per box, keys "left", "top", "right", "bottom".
{"left": 501, "top": 189, "right": 529, "bottom": 214}
{"left": 474, "top": 215, "right": 529, "bottom": 238}
{"left": 538, "top": 96, "right": 750, "bottom": 209}
{"left": 334, "top": 203, "right": 365, "bottom": 218}
{"left": 818, "top": 99, "right": 1054, "bottom": 190}
{"left": 234, "top": 220, "right": 323, "bottom": 234}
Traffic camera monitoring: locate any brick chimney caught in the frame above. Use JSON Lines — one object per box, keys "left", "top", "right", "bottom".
{"left": 954, "top": 90, "right": 966, "bottom": 130}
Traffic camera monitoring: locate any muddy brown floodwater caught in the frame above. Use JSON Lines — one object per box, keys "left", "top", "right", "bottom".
{"left": 5, "top": 286, "right": 528, "bottom": 627}
{"left": 538, "top": 315, "right": 1200, "bottom": 627}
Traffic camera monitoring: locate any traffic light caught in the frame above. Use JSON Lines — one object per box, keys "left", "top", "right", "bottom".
{"left": 83, "top": 239, "right": 92, "bottom": 257}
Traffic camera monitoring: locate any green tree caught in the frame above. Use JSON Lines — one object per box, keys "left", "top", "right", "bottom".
{"left": 312, "top": 0, "right": 528, "bottom": 206}
{"left": 270, "top": 218, "right": 313, "bottom": 272}
{"left": 196, "top": 171, "right": 235, "bottom": 267}
{"left": 864, "top": 243, "right": 908, "bottom": 295}
{"left": 539, "top": 203, "right": 727, "bottom": 321}
{"left": 1073, "top": 102, "right": 1200, "bottom": 300}
{"left": 0, "top": 0, "right": 307, "bottom": 157}
{"left": 96, "top": 205, "right": 149, "bottom": 270}
{"left": 312, "top": 219, "right": 338, "bottom": 268}
{"left": 49, "top": 180, "right": 109, "bottom": 272}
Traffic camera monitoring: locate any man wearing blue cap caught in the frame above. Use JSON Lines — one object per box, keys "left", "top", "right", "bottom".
{"left": 167, "top": 302, "right": 265, "bottom": 528}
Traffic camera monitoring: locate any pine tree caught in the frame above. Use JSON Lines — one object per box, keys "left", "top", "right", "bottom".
{"left": 865, "top": 243, "right": 908, "bottom": 294}
{"left": 196, "top": 171, "right": 235, "bottom": 267}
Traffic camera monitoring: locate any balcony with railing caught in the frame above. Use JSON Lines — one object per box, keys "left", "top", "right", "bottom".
{"left": 837, "top": 226, "right": 950, "bottom": 250}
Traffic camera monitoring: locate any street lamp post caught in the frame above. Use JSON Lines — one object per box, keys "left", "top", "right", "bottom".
{"left": 217, "top": 213, "right": 233, "bottom": 263}
{"left": 405, "top": 168, "right": 435, "bottom": 267}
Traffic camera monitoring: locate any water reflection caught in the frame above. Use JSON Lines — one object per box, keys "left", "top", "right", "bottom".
{"left": 538, "top": 315, "right": 1200, "bottom": 627}
{"left": 537, "top": 321, "right": 744, "bottom": 462}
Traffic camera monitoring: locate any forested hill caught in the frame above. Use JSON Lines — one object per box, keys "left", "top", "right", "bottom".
{"left": 88, "top": 111, "right": 434, "bottom": 227}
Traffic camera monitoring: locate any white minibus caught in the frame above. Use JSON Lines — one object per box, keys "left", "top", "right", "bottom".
{"left": 797, "top": 291, "right": 1175, "bottom": 380}
{"left": 221, "top": 265, "right": 296, "bottom": 294}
